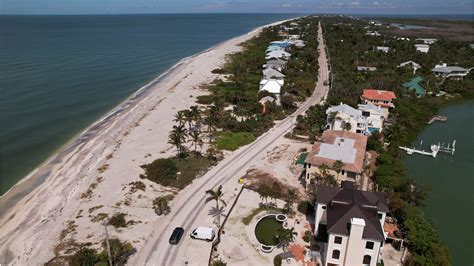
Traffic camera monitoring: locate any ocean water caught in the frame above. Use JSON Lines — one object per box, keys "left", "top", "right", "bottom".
{"left": 405, "top": 101, "right": 474, "bottom": 265}
{"left": 0, "top": 14, "right": 301, "bottom": 195}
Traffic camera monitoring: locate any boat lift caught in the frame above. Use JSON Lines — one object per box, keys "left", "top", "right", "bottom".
{"left": 399, "top": 140, "right": 455, "bottom": 158}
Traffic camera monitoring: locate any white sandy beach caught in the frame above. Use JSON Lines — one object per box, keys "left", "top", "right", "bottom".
{"left": 0, "top": 19, "right": 294, "bottom": 264}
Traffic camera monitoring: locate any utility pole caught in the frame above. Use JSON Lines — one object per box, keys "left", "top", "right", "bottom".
{"left": 102, "top": 221, "right": 113, "bottom": 266}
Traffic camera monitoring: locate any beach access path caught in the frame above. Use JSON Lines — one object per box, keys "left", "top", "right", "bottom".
{"left": 133, "top": 21, "right": 329, "bottom": 266}
{"left": 0, "top": 19, "right": 294, "bottom": 265}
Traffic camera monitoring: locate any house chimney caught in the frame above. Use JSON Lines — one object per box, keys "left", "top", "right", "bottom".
{"left": 345, "top": 218, "right": 366, "bottom": 264}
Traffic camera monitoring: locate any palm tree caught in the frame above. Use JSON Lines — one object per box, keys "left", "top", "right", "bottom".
{"left": 319, "top": 163, "right": 330, "bottom": 178}
{"left": 205, "top": 185, "right": 227, "bottom": 227}
{"left": 284, "top": 190, "right": 297, "bottom": 214}
{"left": 328, "top": 111, "right": 338, "bottom": 130}
{"left": 173, "top": 111, "right": 186, "bottom": 127}
{"left": 188, "top": 130, "right": 203, "bottom": 155}
{"left": 276, "top": 227, "right": 297, "bottom": 251}
{"left": 205, "top": 117, "right": 217, "bottom": 142}
{"left": 183, "top": 109, "right": 194, "bottom": 131}
{"left": 189, "top": 105, "right": 202, "bottom": 126}
{"left": 168, "top": 125, "right": 187, "bottom": 157}
{"left": 333, "top": 160, "right": 344, "bottom": 179}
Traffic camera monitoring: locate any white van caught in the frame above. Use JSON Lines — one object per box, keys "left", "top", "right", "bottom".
{"left": 190, "top": 226, "right": 215, "bottom": 242}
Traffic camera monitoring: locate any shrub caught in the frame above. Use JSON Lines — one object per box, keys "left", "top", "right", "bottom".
{"left": 215, "top": 132, "right": 256, "bottom": 151}
{"left": 153, "top": 196, "right": 173, "bottom": 216}
{"left": 140, "top": 158, "right": 178, "bottom": 186}
{"left": 303, "top": 230, "right": 313, "bottom": 242}
{"left": 280, "top": 94, "right": 296, "bottom": 110}
{"left": 273, "top": 255, "right": 282, "bottom": 266}
{"left": 297, "top": 201, "right": 314, "bottom": 216}
{"left": 212, "top": 259, "right": 227, "bottom": 266}
{"left": 196, "top": 95, "right": 215, "bottom": 105}
{"left": 211, "top": 68, "right": 227, "bottom": 74}
{"left": 108, "top": 213, "right": 127, "bottom": 228}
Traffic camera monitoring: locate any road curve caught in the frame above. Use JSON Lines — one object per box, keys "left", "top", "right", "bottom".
{"left": 132, "top": 21, "right": 329, "bottom": 266}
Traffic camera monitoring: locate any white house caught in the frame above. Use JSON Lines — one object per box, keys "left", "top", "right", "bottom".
{"left": 358, "top": 102, "right": 387, "bottom": 119}
{"left": 262, "top": 68, "right": 285, "bottom": 80}
{"left": 416, "top": 38, "right": 437, "bottom": 44}
{"left": 259, "top": 79, "right": 284, "bottom": 103}
{"left": 398, "top": 61, "right": 421, "bottom": 74}
{"left": 432, "top": 63, "right": 470, "bottom": 79}
{"left": 357, "top": 66, "right": 377, "bottom": 72}
{"left": 415, "top": 44, "right": 430, "bottom": 53}
{"left": 374, "top": 46, "right": 390, "bottom": 53}
{"left": 314, "top": 181, "right": 388, "bottom": 266}
{"left": 365, "top": 31, "right": 381, "bottom": 37}
{"left": 326, "top": 103, "right": 384, "bottom": 135}
{"left": 263, "top": 59, "right": 287, "bottom": 72}
{"left": 265, "top": 50, "right": 291, "bottom": 60}
{"left": 266, "top": 45, "right": 284, "bottom": 53}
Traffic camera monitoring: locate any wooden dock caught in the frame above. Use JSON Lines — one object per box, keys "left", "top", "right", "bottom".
{"left": 427, "top": 115, "right": 447, "bottom": 124}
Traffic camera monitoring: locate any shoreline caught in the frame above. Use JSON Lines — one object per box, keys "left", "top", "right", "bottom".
{"left": 0, "top": 17, "right": 294, "bottom": 207}
{"left": 0, "top": 17, "right": 297, "bottom": 264}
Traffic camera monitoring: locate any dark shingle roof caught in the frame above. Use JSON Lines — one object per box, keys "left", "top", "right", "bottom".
{"left": 316, "top": 181, "right": 387, "bottom": 242}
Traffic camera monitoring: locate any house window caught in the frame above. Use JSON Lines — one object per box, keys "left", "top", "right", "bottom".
{"left": 366, "top": 241, "right": 374, "bottom": 250}
{"left": 322, "top": 205, "right": 327, "bottom": 209}
{"left": 334, "top": 236, "right": 342, "bottom": 244}
{"left": 363, "top": 255, "right": 371, "bottom": 264}
{"left": 347, "top": 171, "right": 356, "bottom": 179}
{"left": 332, "top": 250, "right": 340, "bottom": 259}
{"left": 378, "top": 213, "right": 383, "bottom": 220}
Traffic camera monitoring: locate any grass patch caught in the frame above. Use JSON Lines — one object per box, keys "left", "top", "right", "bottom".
{"left": 242, "top": 207, "right": 265, "bottom": 225}
{"left": 141, "top": 156, "right": 216, "bottom": 189}
{"left": 196, "top": 95, "right": 215, "bottom": 105}
{"left": 215, "top": 131, "right": 256, "bottom": 151}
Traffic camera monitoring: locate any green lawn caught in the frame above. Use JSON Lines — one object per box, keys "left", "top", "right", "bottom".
{"left": 215, "top": 131, "right": 256, "bottom": 151}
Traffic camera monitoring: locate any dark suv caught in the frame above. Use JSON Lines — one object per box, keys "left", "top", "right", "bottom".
{"left": 169, "top": 227, "right": 185, "bottom": 245}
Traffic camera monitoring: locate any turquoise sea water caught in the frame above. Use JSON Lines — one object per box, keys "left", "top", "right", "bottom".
{"left": 0, "top": 14, "right": 301, "bottom": 194}
{"left": 405, "top": 101, "right": 474, "bottom": 265}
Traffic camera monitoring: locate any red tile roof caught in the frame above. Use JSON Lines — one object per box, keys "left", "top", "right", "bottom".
{"left": 362, "top": 89, "right": 397, "bottom": 101}
{"left": 305, "top": 130, "right": 368, "bottom": 173}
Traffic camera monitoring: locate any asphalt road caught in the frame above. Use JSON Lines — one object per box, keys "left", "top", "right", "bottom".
{"left": 132, "top": 21, "right": 329, "bottom": 266}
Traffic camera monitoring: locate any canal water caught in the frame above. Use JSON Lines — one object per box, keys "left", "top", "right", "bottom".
{"left": 404, "top": 101, "right": 474, "bottom": 265}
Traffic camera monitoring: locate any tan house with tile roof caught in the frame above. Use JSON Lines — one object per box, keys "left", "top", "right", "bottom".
{"left": 304, "top": 130, "right": 368, "bottom": 188}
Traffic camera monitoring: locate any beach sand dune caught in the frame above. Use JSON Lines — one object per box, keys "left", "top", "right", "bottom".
{"left": 0, "top": 19, "right": 292, "bottom": 264}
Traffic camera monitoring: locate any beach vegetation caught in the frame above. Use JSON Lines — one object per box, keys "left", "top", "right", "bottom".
{"left": 297, "top": 201, "right": 314, "bottom": 216}
{"left": 128, "top": 181, "right": 146, "bottom": 193}
{"left": 273, "top": 255, "right": 282, "bottom": 266}
{"left": 141, "top": 156, "right": 216, "bottom": 189}
{"left": 214, "top": 131, "right": 256, "bottom": 151}
{"left": 303, "top": 230, "right": 313, "bottom": 243}
{"left": 241, "top": 207, "right": 265, "bottom": 225}
{"left": 276, "top": 227, "right": 297, "bottom": 251}
{"left": 88, "top": 205, "right": 103, "bottom": 213}
{"left": 153, "top": 195, "right": 174, "bottom": 216}
{"left": 91, "top": 213, "right": 109, "bottom": 223}
{"left": 108, "top": 213, "right": 127, "bottom": 228}
{"left": 212, "top": 258, "right": 227, "bottom": 266}
{"left": 62, "top": 238, "right": 135, "bottom": 266}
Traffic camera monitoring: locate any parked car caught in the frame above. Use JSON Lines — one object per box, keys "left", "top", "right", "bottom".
{"left": 169, "top": 227, "right": 185, "bottom": 245}
{"left": 190, "top": 226, "right": 215, "bottom": 242}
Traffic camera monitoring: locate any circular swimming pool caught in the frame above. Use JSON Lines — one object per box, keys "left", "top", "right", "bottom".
{"left": 254, "top": 215, "right": 283, "bottom": 246}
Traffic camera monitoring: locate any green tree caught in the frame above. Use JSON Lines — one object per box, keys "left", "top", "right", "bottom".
{"left": 173, "top": 111, "right": 186, "bottom": 127}
{"left": 333, "top": 160, "right": 344, "bottom": 179}
{"left": 284, "top": 189, "right": 297, "bottom": 214}
{"left": 188, "top": 130, "right": 203, "bottom": 155}
{"left": 205, "top": 185, "right": 227, "bottom": 227}
{"left": 168, "top": 125, "right": 187, "bottom": 157}
{"left": 276, "top": 227, "right": 297, "bottom": 250}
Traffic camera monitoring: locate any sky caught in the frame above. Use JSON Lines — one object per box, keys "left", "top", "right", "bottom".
{"left": 1, "top": 0, "right": 472, "bottom": 15}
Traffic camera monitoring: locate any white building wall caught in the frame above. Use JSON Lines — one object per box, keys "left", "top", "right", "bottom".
{"left": 325, "top": 234, "right": 348, "bottom": 265}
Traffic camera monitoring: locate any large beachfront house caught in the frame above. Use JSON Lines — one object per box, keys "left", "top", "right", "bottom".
{"left": 304, "top": 130, "right": 368, "bottom": 187}
{"left": 431, "top": 63, "right": 470, "bottom": 79}
{"left": 398, "top": 61, "right": 421, "bottom": 74}
{"left": 263, "top": 59, "right": 287, "bottom": 72}
{"left": 325, "top": 103, "right": 384, "bottom": 135}
{"left": 360, "top": 89, "right": 397, "bottom": 118}
{"left": 259, "top": 79, "right": 284, "bottom": 103}
{"left": 265, "top": 50, "right": 291, "bottom": 60}
{"left": 415, "top": 44, "right": 430, "bottom": 53}
{"left": 314, "top": 181, "right": 388, "bottom": 266}
{"left": 263, "top": 68, "right": 285, "bottom": 80}
{"left": 373, "top": 46, "right": 390, "bottom": 53}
